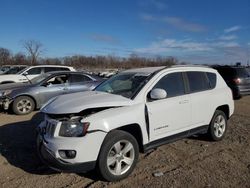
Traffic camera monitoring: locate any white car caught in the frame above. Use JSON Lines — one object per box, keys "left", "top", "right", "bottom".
{"left": 0, "top": 65, "right": 75, "bottom": 84}
{"left": 37, "top": 66, "right": 234, "bottom": 181}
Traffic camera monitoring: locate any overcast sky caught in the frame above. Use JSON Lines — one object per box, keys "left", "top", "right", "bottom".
{"left": 0, "top": 0, "right": 249, "bottom": 64}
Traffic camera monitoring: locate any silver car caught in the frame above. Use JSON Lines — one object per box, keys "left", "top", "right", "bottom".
{"left": 0, "top": 71, "right": 102, "bottom": 115}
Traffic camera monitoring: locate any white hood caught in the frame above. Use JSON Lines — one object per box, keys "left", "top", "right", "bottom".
{"left": 41, "top": 91, "right": 133, "bottom": 114}
{"left": 0, "top": 74, "right": 23, "bottom": 82}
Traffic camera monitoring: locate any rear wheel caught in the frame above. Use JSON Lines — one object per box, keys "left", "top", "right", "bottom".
{"left": 208, "top": 110, "right": 227, "bottom": 141}
{"left": 97, "top": 130, "right": 139, "bottom": 182}
{"left": 12, "top": 96, "right": 35, "bottom": 115}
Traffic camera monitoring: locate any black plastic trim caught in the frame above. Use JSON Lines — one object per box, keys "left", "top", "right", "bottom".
{"left": 144, "top": 105, "right": 150, "bottom": 140}
{"left": 143, "top": 125, "right": 209, "bottom": 152}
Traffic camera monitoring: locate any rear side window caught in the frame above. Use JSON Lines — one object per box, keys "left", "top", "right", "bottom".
{"left": 70, "top": 74, "right": 92, "bottom": 83}
{"left": 44, "top": 67, "right": 70, "bottom": 73}
{"left": 186, "top": 72, "right": 210, "bottom": 93}
{"left": 56, "top": 67, "right": 70, "bottom": 71}
{"left": 206, "top": 72, "right": 217, "bottom": 89}
{"left": 153, "top": 72, "right": 185, "bottom": 98}
{"left": 44, "top": 67, "right": 57, "bottom": 73}
{"left": 26, "top": 67, "right": 42, "bottom": 75}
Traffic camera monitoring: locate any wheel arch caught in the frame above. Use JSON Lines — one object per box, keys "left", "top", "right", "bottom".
{"left": 216, "top": 104, "right": 230, "bottom": 119}
{"left": 115, "top": 123, "right": 144, "bottom": 152}
{"left": 12, "top": 94, "right": 38, "bottom": 109}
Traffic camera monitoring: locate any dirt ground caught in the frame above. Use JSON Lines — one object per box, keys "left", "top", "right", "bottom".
{"left": 0, "top": 96, "right": 250, "bottom": 188}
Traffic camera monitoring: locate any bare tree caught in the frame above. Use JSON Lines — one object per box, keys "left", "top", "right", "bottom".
{"left": 23, "top": 40, "right": 43, "bottom": 65}
{"left": 0, "top": 47, "right": 11, "bottom": 65}
{"left": 13, "top": 53, "right": 28, "bottom": 65}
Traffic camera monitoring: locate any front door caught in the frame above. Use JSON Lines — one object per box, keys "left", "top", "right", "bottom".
{"left": 146, "top": 72, "right": 192, "bottom": 141}
{"left": 37, "top": 74, "right": 70, "bottom": 106}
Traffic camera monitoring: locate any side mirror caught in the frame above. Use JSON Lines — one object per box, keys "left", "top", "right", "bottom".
{"left": 41, "top": 82, "right": 51, "bottom": 87}
{"left": 22, "top": 72, "right": 28, "bottom": 76}
{"left": 150, "top": 88, "right": 167, "bottom": 100}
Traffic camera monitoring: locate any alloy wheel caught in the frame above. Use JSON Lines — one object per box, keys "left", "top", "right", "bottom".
{"left": 107, "top": 140, "right": 135, "bottom": 176}
{"left": 17, "top": 99, "right": 32, "bottom": 113}
{"left": 213, "top": 115, "right": 226, "bottom": 138}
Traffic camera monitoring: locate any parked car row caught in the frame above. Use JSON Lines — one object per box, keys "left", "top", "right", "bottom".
{"left": 0, "top": 65, "right": 12, "bottom": 74}
{"left": 0, "top": 65, "right": 75, "bottom": 84}
{"left": 0, "top": 65, "right": 27, "bottom": 74}
{"left": 0, "top": 71, "right": 103, "bottom": 114}
{"left": 0, "top": 65, "right": 28, "bottom": 75}
{"left": 97, "top": 69, "right": 119, "bottom": 78}
{"left": 0, "top": 64, "right": 249, "bottom": 115}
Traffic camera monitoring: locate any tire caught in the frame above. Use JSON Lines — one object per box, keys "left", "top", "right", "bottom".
{"left": 97, "top": 130, "right": 139, "bottom": 182}
{"left": 208, "top": 110, "right": 227, "bottom": 141}
{"left": 12, "top": 96, "right": 35, "bottom": 115}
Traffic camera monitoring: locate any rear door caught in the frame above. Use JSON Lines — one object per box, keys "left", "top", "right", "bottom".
{"left": 146, "top": 72, "right": 192, "bottom": 141}
{"left": 185, "top": 71, "right": 212, "bottom": 127}
{"left": 68, "top": 73, "right": 95, "bottom": 93}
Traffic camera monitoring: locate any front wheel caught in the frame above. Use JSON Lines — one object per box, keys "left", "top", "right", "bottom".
{"left": 12, "top": 96, "right": 35, "bottom": 115}
{"left": 208, "top": 110, "right": 227, "bottom": 141}
{"left": 97, "top": 130, "right": 139, "bottom": 182}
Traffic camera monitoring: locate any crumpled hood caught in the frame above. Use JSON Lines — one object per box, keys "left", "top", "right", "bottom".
{"left": 41, "top": 91, "right": 133, "bottom": 114}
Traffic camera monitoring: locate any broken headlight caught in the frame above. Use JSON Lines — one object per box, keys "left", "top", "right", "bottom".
{"left": 59, "top": 118, "right": 89, "bottom": 137}
{"left": 0, "top": 90, "right": 12, "bottom": 97}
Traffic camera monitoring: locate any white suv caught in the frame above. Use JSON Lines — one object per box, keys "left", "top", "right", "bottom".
{"left": 37, "top": 66, "right": 234, "bottom": 181}
{"left": 0, "top": 65, "right": 75, "bottom": 84}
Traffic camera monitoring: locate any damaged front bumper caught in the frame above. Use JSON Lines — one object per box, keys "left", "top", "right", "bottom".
{"left": 36, "top": 134, "right": 96, "bottom": 173}
{"left": 36, "top": 119, "right": 107, "bottom": 173}
{"left": 0, "top": 97, "right": 12, "bottom": 110}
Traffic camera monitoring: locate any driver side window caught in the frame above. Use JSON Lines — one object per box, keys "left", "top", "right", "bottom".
{"left": 153, "top": 72, "right": 185, "bottom": 98}
{"left": 46, "top": 75, "right": 69, "bottom": 85}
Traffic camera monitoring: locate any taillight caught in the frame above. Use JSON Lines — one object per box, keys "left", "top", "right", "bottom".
{"left": 233, "top": 78, "right": 241, "bottom": 84}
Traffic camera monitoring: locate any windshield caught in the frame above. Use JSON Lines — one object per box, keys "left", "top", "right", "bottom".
{"left": 95, "top": 72, "right": 150, "bottom": 98}
{"left": 30, "top": 73, "right": 51, "bottom": 84}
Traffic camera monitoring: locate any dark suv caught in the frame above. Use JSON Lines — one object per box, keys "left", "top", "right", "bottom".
{"left": 213, "top": 66, "right": 250, "bottom": 99}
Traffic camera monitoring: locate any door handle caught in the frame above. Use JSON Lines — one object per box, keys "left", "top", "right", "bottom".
{"left": 179, "top": 100, "right": 189, "bottom": 104}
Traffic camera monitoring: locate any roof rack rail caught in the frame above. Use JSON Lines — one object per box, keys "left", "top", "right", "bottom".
{"left": 170, "top": 64, "right": 210, "bottom": 68}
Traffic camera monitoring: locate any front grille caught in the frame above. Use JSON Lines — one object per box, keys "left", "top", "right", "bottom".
{"left": 45, "top": 120, "right": 57, "bottom": 137}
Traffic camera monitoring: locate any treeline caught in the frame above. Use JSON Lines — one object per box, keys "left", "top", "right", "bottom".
{"left": 0, "top": 47, "right": 177, "bottom": 70}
